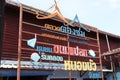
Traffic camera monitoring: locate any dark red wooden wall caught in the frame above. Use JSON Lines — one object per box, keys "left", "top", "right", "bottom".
{"left": 2, "top": 4, "right": 120, "bottom": 69}
{"left": 2, "top": 4, "right": 19, "bottom": 60}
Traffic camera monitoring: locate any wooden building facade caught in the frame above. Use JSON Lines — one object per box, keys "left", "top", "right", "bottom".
{"left": 0, "top": 0, "right": 120, "bottom": 80}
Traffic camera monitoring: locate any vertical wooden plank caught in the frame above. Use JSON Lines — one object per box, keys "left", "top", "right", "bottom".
{"left": 96, "top": 30, "right": 104, "bottom": 80}
{"left": 66, "top": 24, "right": 71, "bottom": 80}
{"left": 17, "top": 3, "right": 23, "bottom": 80}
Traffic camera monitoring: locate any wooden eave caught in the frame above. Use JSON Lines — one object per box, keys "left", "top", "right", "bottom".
{"left": 5, "top": 0, "right": 98, "bottom": 32}
{"left": 5, "top": 0, "right": 120, "bottom": 38}
{"left": 99, "top": 29, "right": 120, "bottom": 39}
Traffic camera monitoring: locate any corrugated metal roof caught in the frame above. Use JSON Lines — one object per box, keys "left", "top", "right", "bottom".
{"left": 0, "top": 60, "right": 64, "bottom": 70}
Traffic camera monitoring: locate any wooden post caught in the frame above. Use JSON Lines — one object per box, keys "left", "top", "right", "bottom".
{"left": 66, "top": 24, "right": 71, "bottom": 80}
{"left": 106, "top": 34, "right": 117, "bottom": 80}
{"left": 17, "top": 4, "right": 23, "bottom": 80}
{"left": 96, "top": 31, "right": 104, "bottom": 80}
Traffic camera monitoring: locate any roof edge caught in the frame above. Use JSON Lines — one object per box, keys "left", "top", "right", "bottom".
{"left": 5, "top": 0, "right": 120, "bottom": 38}
{"left": 99, "top": 29, "right": 120, "bottom": 39}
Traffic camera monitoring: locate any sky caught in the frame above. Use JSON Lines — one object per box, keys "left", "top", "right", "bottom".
{"left": 12, "top": 0, "right": 120, "bottom": 36}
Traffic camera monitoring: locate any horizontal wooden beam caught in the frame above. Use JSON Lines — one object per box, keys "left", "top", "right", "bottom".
{"left": 102, "top": 48, "right": 120, "bottom": 56}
